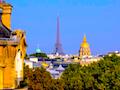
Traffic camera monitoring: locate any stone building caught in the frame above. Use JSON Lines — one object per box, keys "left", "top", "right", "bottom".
{"left": 79, "top": 35, "right": 91, "bottom": 57}
{"left": 0, "top": 1, "right": 27, "bottom": 89}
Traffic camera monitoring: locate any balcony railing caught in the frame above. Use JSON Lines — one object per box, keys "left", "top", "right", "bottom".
{"left": 0, "top": 37, "right": 20, "bottom": 45}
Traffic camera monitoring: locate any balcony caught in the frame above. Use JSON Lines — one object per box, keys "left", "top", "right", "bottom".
{"left": 0, "top": 37, "right": 20, "bottom": 46}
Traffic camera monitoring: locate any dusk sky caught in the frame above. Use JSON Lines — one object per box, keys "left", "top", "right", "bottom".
{"left": 7, "top": 0, "right": 120, "bottom": 55}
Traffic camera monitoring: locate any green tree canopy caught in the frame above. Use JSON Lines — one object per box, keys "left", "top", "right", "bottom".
{"left": 22, "top": 66, "right": 64, "bottom": 90}
{"left": 21, "top": 54, "right": 120, "bottom": 89}
{"left": 61, "top": 54, "right": 120, "bottom": 90}
{"left": 29, "top": 52, "right": 48, "bottom": 59}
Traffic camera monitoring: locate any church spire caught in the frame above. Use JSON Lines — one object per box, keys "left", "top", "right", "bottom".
{"left": 83, "top": 34, "right": 87, "bottom": 42}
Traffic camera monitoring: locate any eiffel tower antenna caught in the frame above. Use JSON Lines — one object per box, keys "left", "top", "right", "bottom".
{"left": 53, "top": 16, "right": 64, "bottom": 55}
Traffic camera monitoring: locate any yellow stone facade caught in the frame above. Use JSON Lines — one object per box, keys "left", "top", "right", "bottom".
{"left": 0, "top": 1, "right": 27, "bottom": 89}
{"left": 79, "top": 35, "right": 91, "bottom": 57}
{"left": 0, "top": 2, "right": 12, "bottom": 29}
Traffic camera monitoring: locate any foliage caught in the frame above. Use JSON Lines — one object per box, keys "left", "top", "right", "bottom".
{"left": 29, "top": 52, "right": 48, "bottom": 58}
{"left": 24, "top": 53, "right": 29, "bottom": 60}
{"left": 21, "top": 54, "right": 120, "bottom": 90}
{"left": 61, "top": 54, "right": 120, "bottom": 90}
{"left": 23, "top": 66, "right": 64, "bottom": 90}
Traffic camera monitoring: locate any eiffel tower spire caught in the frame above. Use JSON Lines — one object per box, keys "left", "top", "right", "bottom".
{"left": 53, "top": 16, "right": 64, "bottom": 55}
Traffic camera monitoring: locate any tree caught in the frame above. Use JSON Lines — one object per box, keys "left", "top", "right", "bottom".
{"left": 22, "top": 66, "right": 64, "bottom": 90}
{"left": 29, "top": 52, "right": 48, "bottom": 59}
{"left": 21, "top": 54, "right": 120, "bottom": 89}
{"left": 61, "top": 54, "right": 120, "bottom": 90}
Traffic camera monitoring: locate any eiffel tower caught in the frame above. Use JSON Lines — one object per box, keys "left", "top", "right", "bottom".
{"left": 53, "top": 16, "right": 64, "bottom": 55}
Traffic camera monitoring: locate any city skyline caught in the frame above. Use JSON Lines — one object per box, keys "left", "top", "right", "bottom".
{"left": 7, "top": 0, "right": 120, "bottom": 55}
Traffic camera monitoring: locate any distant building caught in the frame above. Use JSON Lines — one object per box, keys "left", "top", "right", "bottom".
{"left": 47, "top": 53, "right": 70, "bottom": 60}
{"left": 29, "top": 57, "right": 38, "bottom": 63}
{"left": 56, "top": 64, "right": 65, "bottom": 72}
{"left": 80, "top": 56, "right": 101, "bottom": 66}
{"left": 24, "top": 60, "right": 33, "bottom": 68}
{"left": 108, "top": 51, "right": 120, "bottom": 56}
{"left": 47, "top": 64, "right": 65, "bottom": 79}
{"left": 47, "top": 69, "right": 59, "bottom": 79}
{"left": 79, "top": 35, "right": 91, "bottom": 57}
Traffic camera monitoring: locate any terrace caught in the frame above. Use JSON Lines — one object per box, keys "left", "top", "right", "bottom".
{"left": 0, "top": 37, "right": 20, "bottom": 45}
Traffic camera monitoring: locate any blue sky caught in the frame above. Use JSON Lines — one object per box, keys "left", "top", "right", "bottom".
{"left": 7, "top": 0, "right": 120, "bottom": 55}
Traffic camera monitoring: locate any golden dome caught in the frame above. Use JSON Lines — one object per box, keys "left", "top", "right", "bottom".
{"left": 80, "top": 35, "right": 90, "bottom": 48}
{"left": 81, "top": 42, "right": 89, "bottom": 48}
{"left": 79, "top": 34, "right": 91, "bottom": 57}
